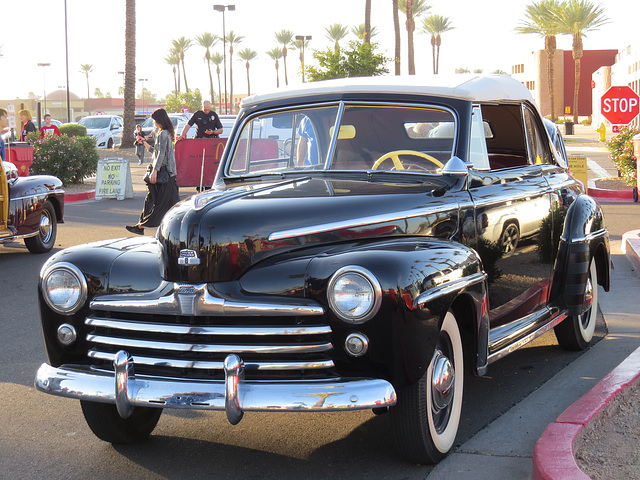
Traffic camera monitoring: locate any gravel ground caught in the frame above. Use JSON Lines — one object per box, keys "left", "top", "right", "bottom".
{"left": 575, "top": 379, "right": 640, "bottom": 479}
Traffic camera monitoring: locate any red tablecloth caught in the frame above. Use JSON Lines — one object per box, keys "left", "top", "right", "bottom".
{"left": 7, "top": 143, "right": 34, "bottom": 177}
{"left": 174, "top": 138, "right": 226, "bottom": 187}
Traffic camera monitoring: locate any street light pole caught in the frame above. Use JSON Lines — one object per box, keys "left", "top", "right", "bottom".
{"left": 37, "top": 63, "right": 51, "bottom": 116}
{"left": 64, "top": 0, "right": 71, "bottom": 123}
{"left": 214, "top": 4, "right": 235, "bottom": 114}
{"left": 138, "top": 78, "right": 148, "bottom": 115}
{"left": 295, "top": 35, "right": 312, "bottom": 82}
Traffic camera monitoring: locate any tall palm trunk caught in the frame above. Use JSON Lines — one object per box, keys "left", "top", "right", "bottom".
{"left": 229, "top": 46, "right": 234, "bottom": 113}
{"left": 364, "top": 0, "right": 371, "bottom": 44}
{"left": 392, "top": 0, "right": 401, "bottom": 75}
{"left": 430, "top": 37, "right": 436, "bottom": 74}
{"left": 206, "top": 53, "right": 215, "bottom": 103}
{"left": 545, "top": 35, "right": 557, "bottom": 121}
{"left": 406, "top": 0, "right": 415, "bottom": 75}
{"left": 122, "top": 0, "right": 136, "bottom": 148}
{"left": 572, "top": 35, "right": 583, "bottom": 123}
{"left": 245, "top": 61, "right": 251, "bottom": 96}
{"left": 181, "top": 56, "right": 190, "bottom": 93}
{"left": 216, "top": 64, "right": 222, "bottom": 112}
{"left": 85, "top": 74, "right": 91, "bottom": 115}
{"left": 172, "top": 66, "right": 178, "bottom": 95}
{"left": 282, "top": 45, "right": 289, "bottom": 86}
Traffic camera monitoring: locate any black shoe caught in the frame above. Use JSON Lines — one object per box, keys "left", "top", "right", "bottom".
{"left": 126, "top": 225, "right": 144, "bottom": 235}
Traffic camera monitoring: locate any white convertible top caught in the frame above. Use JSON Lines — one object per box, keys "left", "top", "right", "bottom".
{"left": 241, "top": 74, "right": 535, "bottom": 108}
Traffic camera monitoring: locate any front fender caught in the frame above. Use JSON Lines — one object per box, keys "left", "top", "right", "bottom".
{"left": 242, "top": 237, "right": 486, "bottom": 389}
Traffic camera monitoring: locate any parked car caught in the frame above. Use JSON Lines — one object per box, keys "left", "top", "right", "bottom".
{"left": 1, "top": 160, "right": 64, "bottom": 252}
{"left": 140, "top": 113, "right": 191, "bottom": 144}
{"left": 79, "top": 115, "right": 123, "bottom": 148}
{"left": 34, "top": 75, "right": 610, "bottom": 464}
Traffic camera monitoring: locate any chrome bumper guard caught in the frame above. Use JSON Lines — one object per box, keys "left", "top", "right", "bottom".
{"left": 35, "top": 351, "right": 397, "bottom": 424}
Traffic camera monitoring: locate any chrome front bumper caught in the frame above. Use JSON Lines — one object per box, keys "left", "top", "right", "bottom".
{"left": 35, "top": 351, "right": 397, "bottom": 425}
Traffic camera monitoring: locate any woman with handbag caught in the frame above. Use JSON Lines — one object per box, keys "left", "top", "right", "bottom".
{"left": 126, "top": 108, "right": 180, "bottom": 235}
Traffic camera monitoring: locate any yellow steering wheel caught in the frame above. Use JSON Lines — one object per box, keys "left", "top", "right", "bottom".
{"left": 371, "top": 150, "right": 444, "bottom": 171}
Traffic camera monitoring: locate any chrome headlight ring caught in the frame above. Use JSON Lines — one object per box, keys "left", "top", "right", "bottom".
{"left": 41, "top": 262, "right": 88, "bottom": 315}
{"left": 327, "top": 266, "right": 382, "bottom": 324}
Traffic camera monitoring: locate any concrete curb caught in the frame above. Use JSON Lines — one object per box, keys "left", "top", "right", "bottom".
{"left": 532, "top": 346, "right": 640, "bottom": 479}
{"left": 588, "top": 185, "right": 634, "bottom": 201}
{"left": 65, "top": 190, "right": 95, "bottom": 202}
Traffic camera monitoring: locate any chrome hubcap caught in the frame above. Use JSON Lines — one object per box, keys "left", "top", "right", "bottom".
{"left": 584, "top": 277, "right": 594, "bottom": 308}
{"left": 431, "top": 348, "right": 455, "bottom": 411}
{"left": 40, "top": 213, "right": 52, "bottom": 242}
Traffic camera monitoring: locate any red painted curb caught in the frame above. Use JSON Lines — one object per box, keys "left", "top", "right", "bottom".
{"left": 588, "top": 186, "right": 634, "bottom": 200}
{"left": 65, "top": 190, "right": 95, "bottom": 202}
{"left": 532, "top": 347, "right": 640, "bottom": 480}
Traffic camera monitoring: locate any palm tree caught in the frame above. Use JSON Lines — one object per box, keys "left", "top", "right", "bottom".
{"left": 169, "top": 46, "right": 182, "bottom": 93}
{"left": 164, "top": 51, "right": 180, "bottom": 96}
{"left": 516, "top": 0, "right": 563, "bottom": 121}
{"left": 196, "top": 32, "right": 219, "bottom": 103}
{"left": 421, "top": 15, "right": 454, "bottom": 75}
{"left": 238, "top": 48, "right": 258, "bottom": 96}
{"left": 392, "top": 0, "right": 401, "bottom": 75}
{"left": 352, "top": 24, "right": 378, "bottom": 40}
{"left": 266, "top": 48, "right": 283, "bottom": 88}
{"left": 172, "top": 37, "right": 192, "bottom": 93}
{"left": 122, "top": 0, "right": 136, "bottom": 148}
{"left": 292, "top": 36, "right": 312, "bottom": 82}
{"left": 275, "top": 30, "right": 294, "bottom": 86}
{"left": 399, "top": 0, "right": 431, "bottom": 75}
{"left": 211, "top": 52, "right": 224, "bottom": 111}
{"left": 226, "top": 31, "right": 244, "bottom": 113}
{"left": 555, "top": 0, "right": 609, "bottom": 123}
{"left": 80, "top": 64, "right": 93, "bottom": 115}
{"left": 325, "top": 24, "right": 349, "bottom": 53}
{"left": 364, "top": 0, "right": 372, "bottom": 43}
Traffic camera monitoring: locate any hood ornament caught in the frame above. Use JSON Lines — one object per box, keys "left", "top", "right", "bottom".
{"left": 178, "top": 249, "right": 201, "bottom": 266}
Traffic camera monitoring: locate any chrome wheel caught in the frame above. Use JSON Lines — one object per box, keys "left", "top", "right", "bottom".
{"left": 500, "top": 222, "right": 520, "bottom": 256}
{"left": 25, "top": 201, "right": 57, "bottom": 253}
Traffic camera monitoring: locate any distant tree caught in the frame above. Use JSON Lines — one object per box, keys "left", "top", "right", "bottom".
{"left": 172, "top": 37, "right": 192, "bottom": 93}
{"left": 517, "top": 0, "right": 563, "bottom": 121}
{"left": 28, "top": 92, "right": 41, "bottom": 100}
{"left": 307, "top": 40, "right": 389, "bottom": 81}
{"left": 211, "top": 52, "right": 224, "bottom": 111}
{"left": 93, "top": 88, "right": 104, "bottom": 98}
{"left": 275, "top": 30, "right": 294, "bottom": 86}
{"left": 455, "top": 67, "right": 470, "bottom": 74}
{"left": 492, "top": 69, "right": 508, "bottom": 74}
{"left": 326, "top": 24, "right": 349, "bottom": 53}
{"left": 292, "top": 36, "right": 312, "bottom": 82}
{"left": 164, "top": 51, "right": 180, "bottom": 94}
{"left": 237, "top": 48, "right": 257, "bottom": 96}
{"left": 555, "top": 0, "right": 609, "bottom": 122}
{"left": 421, "top": 15, "right": 454, "bottom": 74}
{"left": 399, "top": 0, "right": 431, "bottom": 74}
{"left": 266, "top": 47, "right": 283, "bottom": 88}
{"left": 80, "top": 64, "right": 93, "bottom": 114}
{"left": 165, "top": 89, "right": 203, "bottom": 113}
{"left": 226, "top": 31, "right": 244, "bottom": 113}
{"left": 105, "top": 92, "right": 112, "bottom": 98}
{"left": 352, "top": 24, "right": 379, "bottom": 40}
{"left": 196, "top": 32, "right": 219, "bottom": 103}
{"left": 473, "top": 68, "right": 484, "bottom": 73}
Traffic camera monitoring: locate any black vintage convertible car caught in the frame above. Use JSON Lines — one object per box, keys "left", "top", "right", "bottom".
{"left": 35, "top": 75, "right": 609, "bottom": 464}
{"left": 1, "top": 160, "right": 64, "bottom": 253}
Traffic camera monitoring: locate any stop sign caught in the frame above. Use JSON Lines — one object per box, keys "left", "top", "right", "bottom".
{"left": 601, "top": 86, "right": 640, "bottom": 125}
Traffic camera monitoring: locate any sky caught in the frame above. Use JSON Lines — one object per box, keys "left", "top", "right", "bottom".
{"left": 1, "top": 0, "right": 638, "bottom": 110}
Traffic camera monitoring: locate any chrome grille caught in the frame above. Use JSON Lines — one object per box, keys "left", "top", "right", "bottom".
{"left": 86, "top": 283, "right": 334, "bottom": 380}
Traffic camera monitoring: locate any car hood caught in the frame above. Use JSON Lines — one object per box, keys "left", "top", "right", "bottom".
{"left": 158, "top": 175, "right": 466, "bottom": 283}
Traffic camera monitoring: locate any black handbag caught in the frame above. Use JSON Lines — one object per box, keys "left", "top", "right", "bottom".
{"left": 143, "top": 165, "right": 170, "bottom": 184}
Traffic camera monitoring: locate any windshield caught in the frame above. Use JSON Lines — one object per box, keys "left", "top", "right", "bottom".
{"left": 226, "top": 104, "right": 456, "bottom": 177}
{"left": 79, "top": 117, "right": 111, "bottom": 129}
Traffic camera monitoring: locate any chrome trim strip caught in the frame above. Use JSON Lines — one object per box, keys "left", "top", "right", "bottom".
{"left": 8, "top": 191, "right": 60, "bottom": 202}
{"left": 90, "top": 283, "right": 325, "bottom": 316}
{"left": 35, "top": 362, "right": 398, "bottom": 414}
{"left": 86, "top": 334, "right": 333, "bottom": 354}
{"left": 85, "top": 317, "right": 331, "bottom": 336}
{"left": 87, "top": 351, "right": 335, "bottom": 371}
{"left": 414, "top": 272, "right": 487, "bottom": 307}
{"left": 561, "top": 228, "right": 608, "bottom": 244}
{"left": 487, "top": 312, "right": 567, "bottom": 364}
{"left": 0, "top": 231, "right": 39, "bottom": 243}
{"left": 268, "top": 203, "right": 468, "bottom": 242}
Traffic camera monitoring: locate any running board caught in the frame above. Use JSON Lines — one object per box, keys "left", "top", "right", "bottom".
{"left": 487, "top": 308, "right": 566, "bottom": 364}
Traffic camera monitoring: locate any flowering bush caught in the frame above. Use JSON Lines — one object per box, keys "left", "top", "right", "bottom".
{"left": 607, "top": 125, "right": 640, "bottom": 186}
{"left": 28, "top": 133, "right": 99, "bottom": 185}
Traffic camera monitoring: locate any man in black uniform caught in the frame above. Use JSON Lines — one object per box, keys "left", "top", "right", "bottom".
{"left": 178, "top": 101, "right": 223, "bottom": 140}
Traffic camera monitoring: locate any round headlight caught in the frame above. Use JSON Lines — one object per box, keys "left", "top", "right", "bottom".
{"left": 41, "top": 263, "right": 87, "bottom": 315}
{"left": 328, "top": 266, "right": 381, "bottom": 323}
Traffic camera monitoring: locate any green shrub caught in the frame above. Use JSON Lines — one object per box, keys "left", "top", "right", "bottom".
{"left": 606, "top": 125, "right": 640, "bottom": 186}
{"left": 474, "top": 237, "right": 503, "bottom": 283}
{"left": 30, "top": 134, "right": 99, "bottom": 184}
{"left": 537, "top": 203, "right": 566, "bottom": 263}
{"left": 60, "top": 123, "right": 87, "bottom": 137}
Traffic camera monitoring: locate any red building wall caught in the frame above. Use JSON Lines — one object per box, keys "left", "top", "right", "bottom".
{"left": 563, "top": 49, "right": 618, "bottom": 118}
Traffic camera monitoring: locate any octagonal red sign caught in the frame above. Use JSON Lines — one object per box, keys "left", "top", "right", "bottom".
{"left": 601, "top": 86, "right": 640, "bottom": 125}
